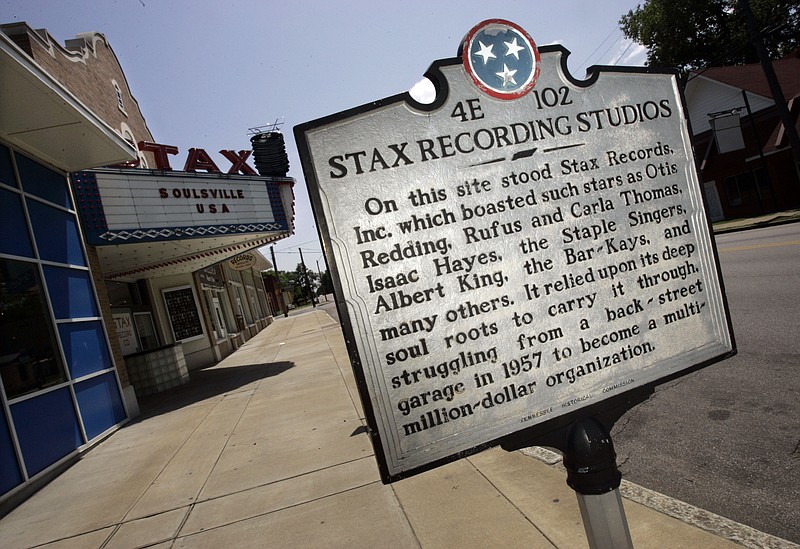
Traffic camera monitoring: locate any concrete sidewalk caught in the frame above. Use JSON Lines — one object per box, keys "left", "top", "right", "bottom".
{"left": 0, "top": 311, "right": 791, "bottom": 548}
{"left": 712, "top": 209, "right": 800, "bottom": 234}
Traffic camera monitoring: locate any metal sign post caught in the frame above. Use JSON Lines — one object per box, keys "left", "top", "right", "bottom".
{"left": 501, "top": 385, "right": 651, "bottom": 547}
{"left": 564, "top": 417, "right": 633, "bottom": 549}
{"left": 295, "top": 18, "right": 734, "bottom": 491}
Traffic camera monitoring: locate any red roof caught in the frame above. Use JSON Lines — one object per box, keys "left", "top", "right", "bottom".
{"left": 694, "top": 52, "right": 800, "bottom": 154}
{"left": 696, "top": 51, "right": 800, "bottom": 100}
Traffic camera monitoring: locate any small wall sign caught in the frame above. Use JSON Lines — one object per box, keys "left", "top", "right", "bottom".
{"left": 228, "top": 253, "right": 257, "bottom": 270}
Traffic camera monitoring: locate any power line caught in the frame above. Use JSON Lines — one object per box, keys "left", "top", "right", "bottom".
{"left": 577, "top": 28, "right": 622, "bottom": 71}
{"left": 273, "top": 238, "right": 321, "bottom": 253}
{"left": 274, "top": 249, "right": 323, "bottom": 255}
{"left": 593, "top": 32, "right": 626, "bottom": 67}
{"left": 613, "top": 40, "right": 636, "bottom": 65}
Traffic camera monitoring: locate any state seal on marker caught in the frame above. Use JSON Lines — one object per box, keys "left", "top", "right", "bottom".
{"left": 461, "top": 18, "right": 540, "bottom": 99}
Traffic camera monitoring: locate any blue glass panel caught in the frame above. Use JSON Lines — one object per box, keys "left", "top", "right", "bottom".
{"left": 74, "top": 372, "right": 126, "bottom": 440}
{"left": 57, "top": 321, "right": 113, "bottom": 378}
{"left": 10, "top": 388, "right": 82, "bottom": 476}
{"left": 0, "top": 188, "right": 34, "bottom": 258}
{"left": 0, "top": 143, "right": 15, "bottom": 188}
{"left": 0, "top": 259, "right": 67, "bottom": 399}
{"left": 43, "top": 266, "right": 99, "bottom": 319}
{"left": 27, "top": 200, "right": 86, "bottom": 266}
{"left": 0, "top": 407, "right": 23, "bottom": 496}
{"left": 15, "top": 153, "right": 71, "bottom": 208}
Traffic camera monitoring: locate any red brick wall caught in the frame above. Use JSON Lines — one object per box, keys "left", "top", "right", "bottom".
{"left": 3, "top": 23, "right": 156, "bottom": 166}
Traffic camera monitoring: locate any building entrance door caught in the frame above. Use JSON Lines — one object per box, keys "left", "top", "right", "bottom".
{"left": 211, "top": 295, "right": 227, "bottom": 340}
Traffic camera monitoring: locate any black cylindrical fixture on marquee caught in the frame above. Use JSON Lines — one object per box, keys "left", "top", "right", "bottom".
{"left": 250, "top": 132, "right": 290, "bottom": 177}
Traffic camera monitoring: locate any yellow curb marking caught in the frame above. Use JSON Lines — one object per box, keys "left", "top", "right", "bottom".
{"left": 717, "top": 239, "right": 800, "bottom": 253}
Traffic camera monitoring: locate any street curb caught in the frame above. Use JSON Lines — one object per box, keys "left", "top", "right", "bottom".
{"left": 521, "top": 447, "right": 799, "bottom": 549}
{"left": 712, "top": 213, "right": 800, "bottom": 235}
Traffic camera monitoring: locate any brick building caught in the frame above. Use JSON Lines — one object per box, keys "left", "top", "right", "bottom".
{"left": 685, "top": 52, "right": 800, "bottom": 220}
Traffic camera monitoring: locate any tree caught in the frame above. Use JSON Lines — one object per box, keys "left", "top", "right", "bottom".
{"left": 263, "top": 269, "right": 295, "bottom": 291}
{"left": 263, "top": 264, "right": 321, "bottom": 306}
{"left": 292, "top": 262, "right": 317, "bottom": 305}
{"left": 620, "top": 0, "right": 799, "bottom": 74}
{"left": 318, "top": 270, "right": 334, "bottom": 296}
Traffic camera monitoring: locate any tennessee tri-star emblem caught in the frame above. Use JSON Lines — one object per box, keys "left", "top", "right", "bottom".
{"left": 461, "top": 19, "right": 540, "bottom": 100}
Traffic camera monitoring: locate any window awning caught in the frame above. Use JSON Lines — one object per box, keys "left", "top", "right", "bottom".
{"left": 0, "top": 32, "right": 136, "bottom": 172}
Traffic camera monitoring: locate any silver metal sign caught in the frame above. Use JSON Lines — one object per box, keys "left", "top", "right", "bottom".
{"left": 295, "top": 20, "right": 734, "bottom": 482}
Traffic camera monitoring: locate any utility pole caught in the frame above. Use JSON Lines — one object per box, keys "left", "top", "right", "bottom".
{"left": 738, "top": 0, "right": 800, "bottom": 183}
{"left": 298, "top": 247, "right": 317, "bottom": 307}
{"left": 270, "top": 245, "right": 288, "bottom": 317}
{"left": 315, "top": 259, "right": 327, "bottom": 302}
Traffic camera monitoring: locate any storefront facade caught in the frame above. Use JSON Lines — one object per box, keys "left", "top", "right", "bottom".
{"left": 1, "top": 23, "right": 295, "bottom": 509}
{"left": 74, "top": 166, "right": 294, "bottom": 383}
{"left": 1, "top": 29, "right": 138, "bottom": 509}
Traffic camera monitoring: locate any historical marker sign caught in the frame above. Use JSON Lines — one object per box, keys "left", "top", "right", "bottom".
{"left": 295, "top": 19, "right": 735, "bottom": 482}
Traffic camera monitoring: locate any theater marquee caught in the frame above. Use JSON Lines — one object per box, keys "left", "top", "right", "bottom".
{"left": 73, "top": 167, "right": 294, "bottom": 280}
{"left": 74, "top": 169, "right": 291, "bottom": 244}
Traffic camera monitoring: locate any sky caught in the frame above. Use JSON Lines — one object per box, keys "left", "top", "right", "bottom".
{"left": 2, "top": 0, "right": 648, "bottom": 274}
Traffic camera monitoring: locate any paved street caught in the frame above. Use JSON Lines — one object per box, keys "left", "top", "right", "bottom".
{"left": 611, "top": 223, "right": 800, "bottom": 543}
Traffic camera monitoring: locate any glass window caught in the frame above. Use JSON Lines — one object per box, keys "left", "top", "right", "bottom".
{"left": 724, "top": 176, "right": 741, "bottom": 206}
{"left": 58, "top": 321, "right": 113, "bottom": 378}
{"left": 236, "top": 285, "right": 252, "bottom": 324}
{"left": 233, "top": 291, "right": 246, "bottom": 332}
{"left": 203, "top": 290, "right": 228, "bottom": 340}
{"left": 74, "top": 372, "right": 126, "bottom": 440}
{"left": 133, "top": 312, "right": 159, "bottom": 350}
{"left": 10, "top": 387, "right": 81, "bottom": 476}
{"left": 27, "top": 200, "right": 86, "bottom": 266}
{"left": 0, "top": 143, "right": 16, "bottom": 188}
{"left": 755, "top": 167, "right": 772, "bottom": 201}
{"left": 113, "top": 80, "right": 125, "bottom": 113}
{"left": 258, "top": 289, "right": 271, "bottom": 317}
{"left": 0, "top": 259, "right": 67, "bottom": 399}
{"left": 15, "top": 152, "right": 71, "bottom": 209}
{"left": 737, "top": 171, "right": 758, "bottom": 204}
{"left": 0, "top": 188, "right": 34, "bottom": 258}
{"left": 113, "top": 312, "right": 140, "bottom": 355}
{"left": 106, "top": 281, "right": 141, "bottom": 307}
{"left": 248, "top": 287, "right": 262, "bottom": 319}
{"left": 0, "top": 407, "right": 23, "bottom": 494}
{"left": 213, "top": 300, "right": 227, "bottom": 339}
{"left": 217, "top": 293, "right": 236, "bottom": 333}
{"left": 43, "top": 266, "right": 99, "bottom": 319}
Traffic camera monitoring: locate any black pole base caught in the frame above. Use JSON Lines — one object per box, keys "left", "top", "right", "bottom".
{"left": 563, "top": 417, "right": 621, "bottom": 495}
